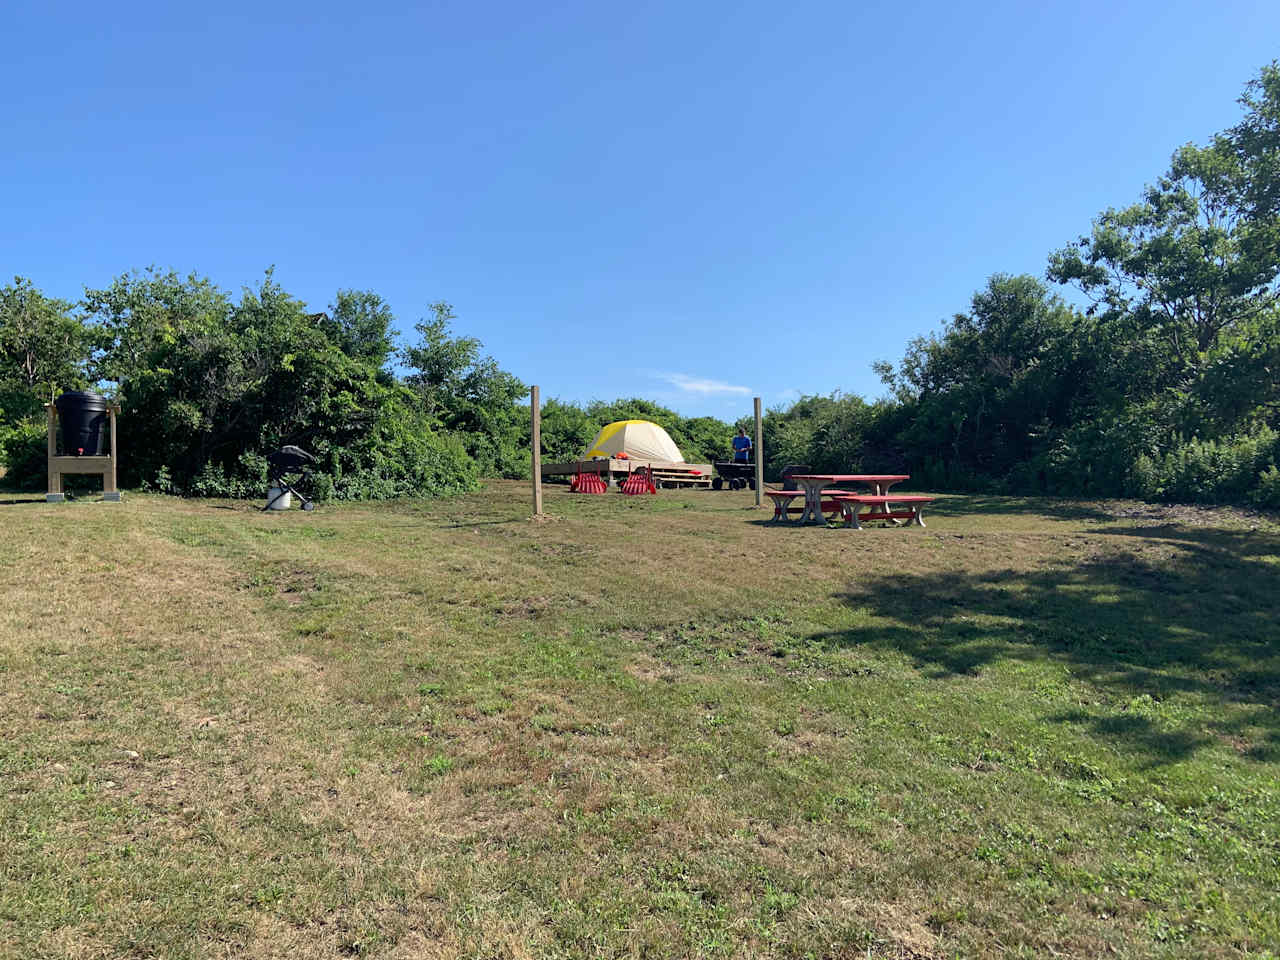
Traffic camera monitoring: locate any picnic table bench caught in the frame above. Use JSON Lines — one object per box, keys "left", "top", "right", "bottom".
{"left": 827, "top": 493, "right": 934, "bottom": 528}
{"left": 764, "top": 489, "right": 848, "bottom": 523}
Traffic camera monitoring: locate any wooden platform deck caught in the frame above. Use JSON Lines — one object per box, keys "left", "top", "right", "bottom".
{"left": 541, "top": 458, "right": 713, "bottom": 488}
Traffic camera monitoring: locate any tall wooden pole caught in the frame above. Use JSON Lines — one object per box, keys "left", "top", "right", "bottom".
{"left": 105, "top": 407, "right": 120, "bottom": 500}
{"left": 754, "top": 396, "right": 763, "bottom": 507}
{"left": 46, "top": 404, "right": 59, "bottom": 501}
{"left": 530, "top": 385, "right": 543, "bottom": 516}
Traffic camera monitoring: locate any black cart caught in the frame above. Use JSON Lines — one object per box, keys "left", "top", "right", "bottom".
{"left": 711, "top": 460, "right": 756, "bottom": 490}
{"left": 711, "top": 462, "right": 811, "bottom": 492}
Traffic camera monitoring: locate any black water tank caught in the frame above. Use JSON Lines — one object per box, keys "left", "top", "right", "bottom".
{"left": 54, "top": 390, "right": 109, "bottom": 456}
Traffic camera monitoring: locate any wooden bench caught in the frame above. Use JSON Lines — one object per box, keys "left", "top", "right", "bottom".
{"left": 764, "top": 489, "right": 847, "bottom": 523}
{"left": 827, "top": 494, "right": 934, "bottom": 529}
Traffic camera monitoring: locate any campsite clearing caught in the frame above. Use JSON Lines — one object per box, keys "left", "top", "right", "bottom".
{"left": 1, "top": 484, "right": 1278, "bottom": 959}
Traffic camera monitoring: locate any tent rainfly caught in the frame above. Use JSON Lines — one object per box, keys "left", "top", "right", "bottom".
{"left": 583, "top": 420, "right": 684, "bottom": 462}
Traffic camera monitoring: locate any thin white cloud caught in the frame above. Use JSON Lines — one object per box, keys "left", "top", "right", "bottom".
{"left": 659, "top": 373, "right": 751, "bottom": 396}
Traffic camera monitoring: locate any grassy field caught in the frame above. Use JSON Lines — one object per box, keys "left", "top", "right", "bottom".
{"left": 1, "top": 483, "right": 1278, "bottom": 959}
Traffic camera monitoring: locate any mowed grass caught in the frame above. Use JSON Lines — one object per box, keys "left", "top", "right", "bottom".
{"left": 1, "top": 483, "right": 1278, "bottom": 960}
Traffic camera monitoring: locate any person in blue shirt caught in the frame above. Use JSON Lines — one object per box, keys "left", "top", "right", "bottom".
{"left": 732, "top": 427, "right": 752, "bottom": 462}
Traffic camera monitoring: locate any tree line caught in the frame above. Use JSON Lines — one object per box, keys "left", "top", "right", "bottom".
{"left": 2, "top": 64, "right": 1278, "bottom": 506}
{"left": 0, "top": 269, "right": 734, "bottom": 498}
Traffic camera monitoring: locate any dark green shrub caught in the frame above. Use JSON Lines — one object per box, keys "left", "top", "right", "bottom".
{"left": 1253, "top": 465, "right": 1280, "bottom": 509}
{"left": 1134, "top": 427, "right": 1278, "bottom": 503}
{"left": 0, "top": 420, "right": 47, "bottom": 491}
{"left": 84, "top": 270, "right": 481, "bottom": 500}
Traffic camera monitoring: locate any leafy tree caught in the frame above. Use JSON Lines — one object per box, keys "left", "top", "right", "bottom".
{"left": 1188, "top": 306, "right": 1280, "bottom": 434}
{"left": 1038, "top": 64, "right": 1280, "bottom": 499}
{"left": 1213, "top": 61, "right": 1280, "bottom": 221}
{"left": 872, "top": 275, "right": 1093, "bottom": 489}
{"left": 679, "top": 415, "right": 739, "bottom": 465}
{"left": 401, "top": 301, "right": 528, "bottom": 477}
{"left": 758, "top": 392, "right": 880, "bottom": 477}
{"left": 85, "top": 267, "right": 230, "bottom": 389}
{"left": 537, "top": 398, "right": 600, "bottom": 464}
{"left": 318, "top": 289, "right": 397, "bottom": 370}
{"left": 402, "top": 302, "right": 485, "bottom": 420}
{"left": 1048, "top": 64, "right": 1280, "bottom": 370}
{"left": 0, "top": 277, "right": 96, "bottom": 423}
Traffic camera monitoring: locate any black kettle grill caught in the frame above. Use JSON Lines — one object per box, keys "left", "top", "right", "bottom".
{"left": 264, "top": 445, "right": 317, "bottom": 511}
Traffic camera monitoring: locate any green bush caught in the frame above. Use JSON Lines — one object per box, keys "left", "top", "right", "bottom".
{"left": 1133, "top": 427, "right": 1278, "bottom": 503}
{"left": 1250, "top": 465, "right": 1280, "bottom": 509}
{"left": 538, "top": 399, "right": 602, "bottom": 464}
{"left": 81, "top": 270, "right": 483, "bottom": 501}
{"left": 318, "top": 412, "right": 477, "bottom": 501}
{"left": 0, "top": 421, "right": 48, "bottom": 491}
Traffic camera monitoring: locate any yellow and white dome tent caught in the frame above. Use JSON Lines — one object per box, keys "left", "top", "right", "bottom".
{"left": 583, "top": 420, "right": 685, "bottom": 462}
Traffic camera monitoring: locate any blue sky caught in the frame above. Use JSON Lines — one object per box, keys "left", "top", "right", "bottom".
{"left": 3, "top": 0, "right": 1278, "bottom": 419}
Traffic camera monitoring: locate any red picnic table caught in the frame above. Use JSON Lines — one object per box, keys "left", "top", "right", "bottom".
{"left": 780, "top": 474, "right": 910, "bottom": 525}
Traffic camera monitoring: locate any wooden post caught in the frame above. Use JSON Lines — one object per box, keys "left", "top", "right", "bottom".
{"left": 104, "top": 407, "right": 120, "bottom": 499}
{"left": 754, "top": 397, "right": 763, "bottom": 507}
{"left": 530, "top": 385, "right": 543, "bottom": 516}
{"left": 46, "top": 404, "right": 62, "bottom": 501}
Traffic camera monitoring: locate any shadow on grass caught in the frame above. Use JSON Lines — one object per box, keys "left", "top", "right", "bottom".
{"left": 928, "top": 494, "right": 1114, "bottom": 522}
{"left": 816, "top": 525, "right": 1280, "bottom": 765}
{"left": 436, "top": 518, "right": 523, "bottom": 529}
{"left": 0, "top": 493, "right": 121, "bottom": 505}
{"left": 1096, "top": 523, "right": 1280, "bottom": 558}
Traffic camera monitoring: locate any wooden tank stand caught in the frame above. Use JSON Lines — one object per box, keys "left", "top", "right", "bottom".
{"left": 46, "top": 403, "right": 121, "bottom": 502}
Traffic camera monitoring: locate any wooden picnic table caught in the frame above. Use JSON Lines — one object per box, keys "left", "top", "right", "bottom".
{"left": 785, "top": 474, "right": 910, "bottom": 525}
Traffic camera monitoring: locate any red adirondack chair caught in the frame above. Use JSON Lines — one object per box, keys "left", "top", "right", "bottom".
{"left": 620, "top": 467, "right": 657, "bottom": 495}
{"left": 570, "top": 464, "right": 608, "bottom": 494}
